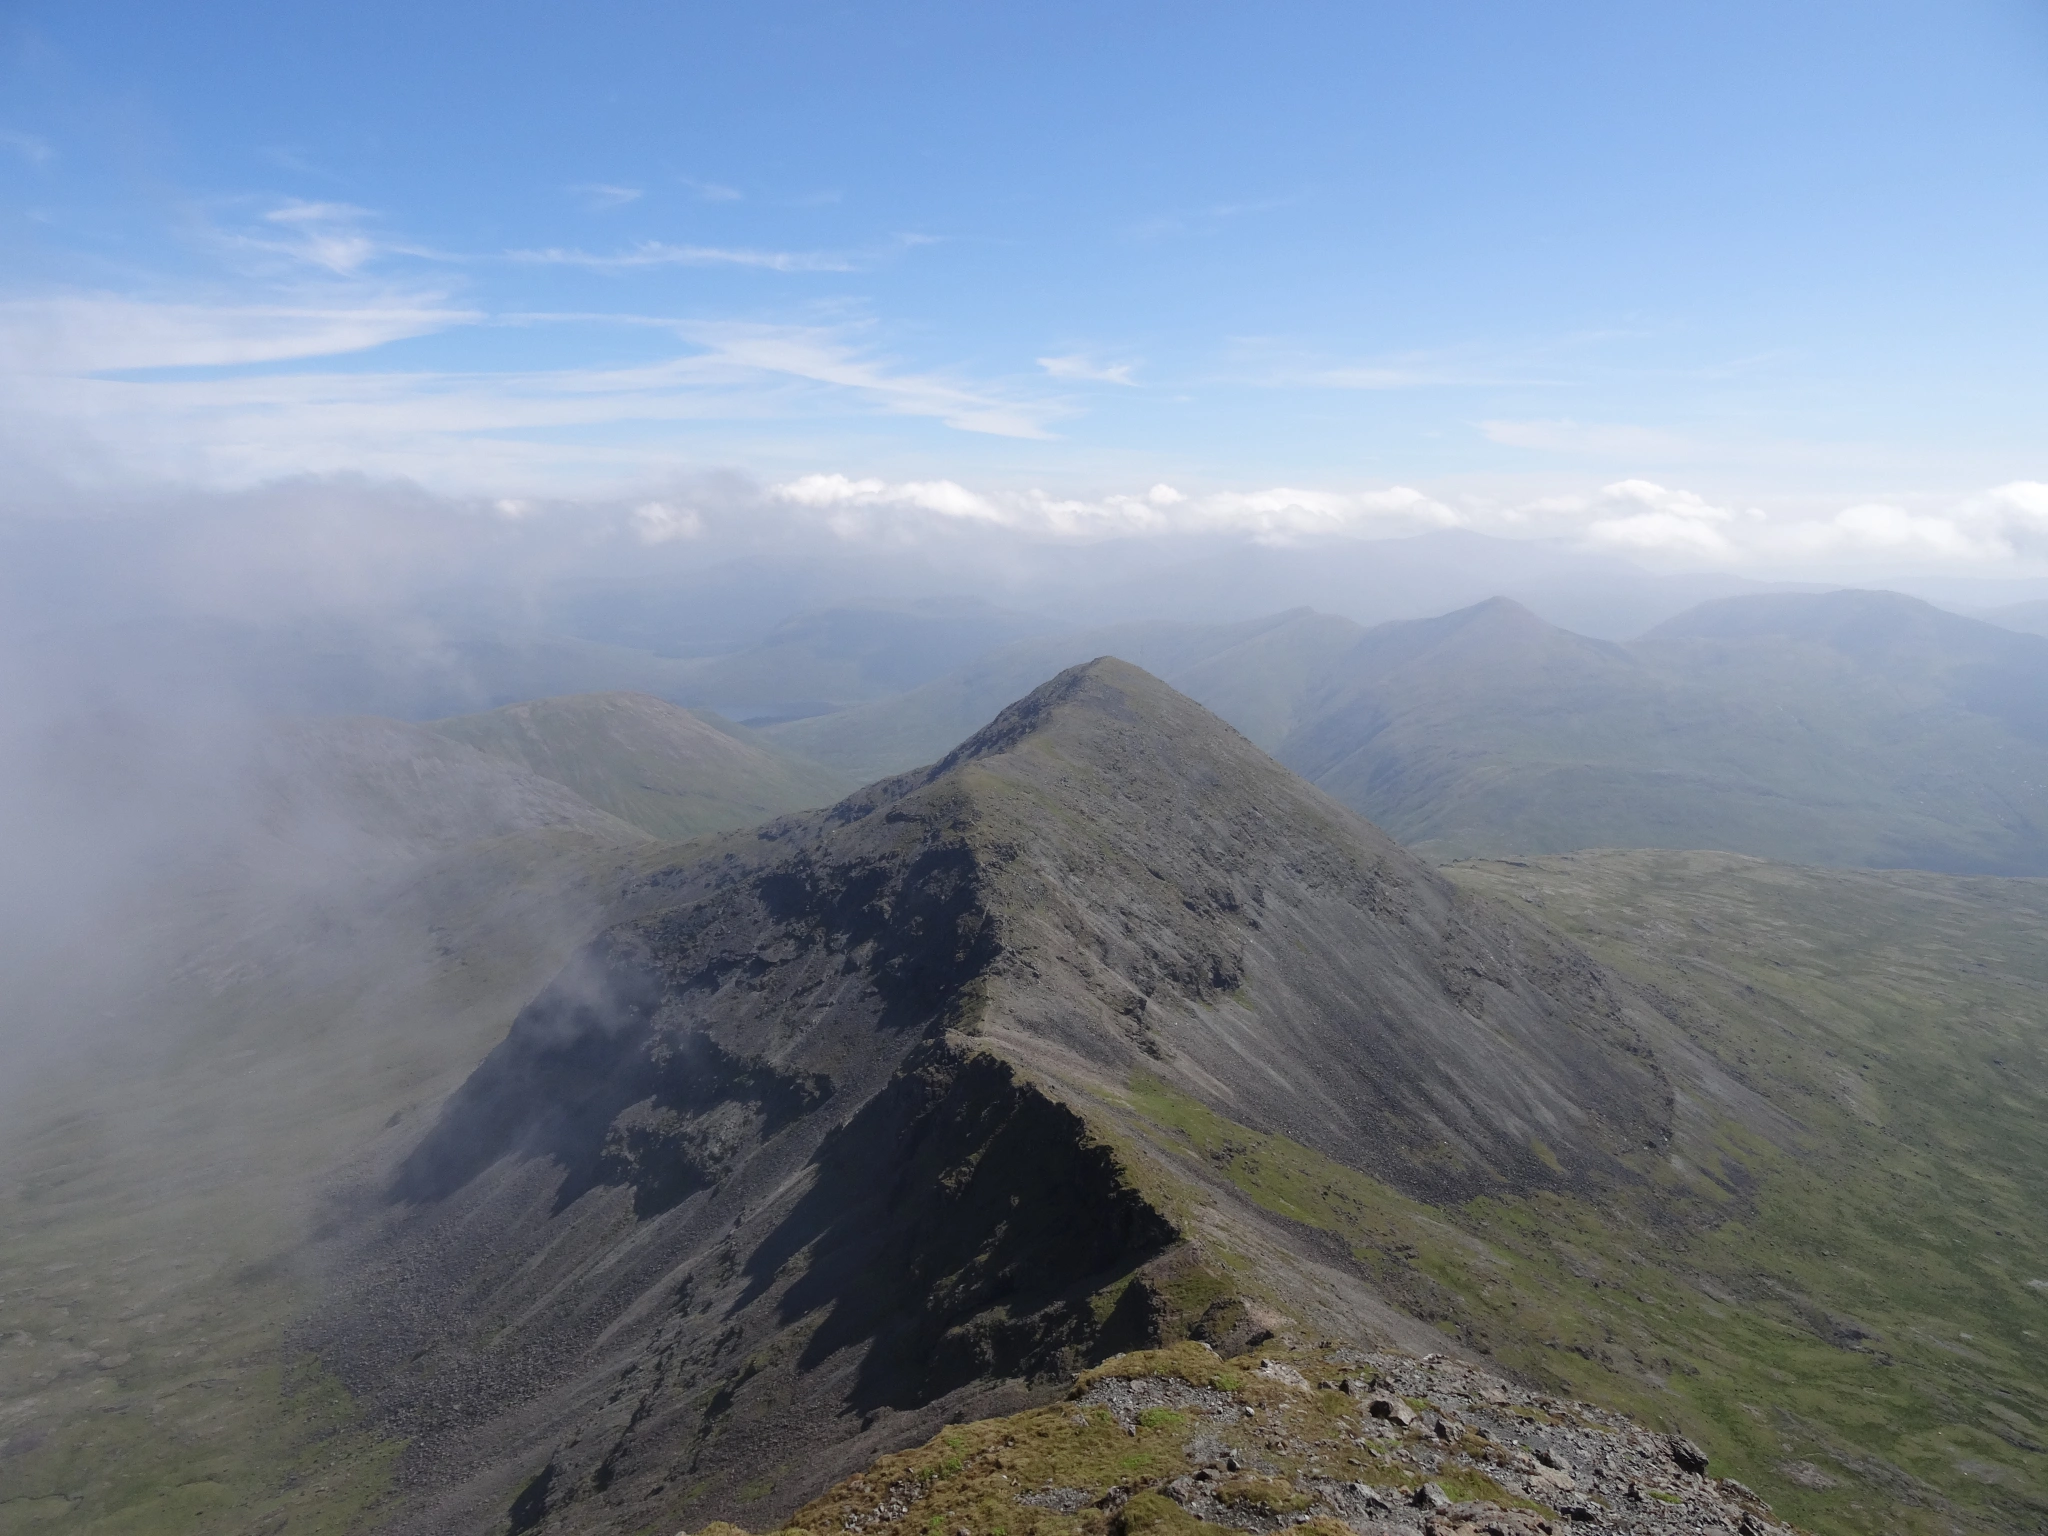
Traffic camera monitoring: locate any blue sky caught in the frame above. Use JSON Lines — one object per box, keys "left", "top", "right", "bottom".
{"left": 3, "top": 1, "right": 2046, "bottom": 569}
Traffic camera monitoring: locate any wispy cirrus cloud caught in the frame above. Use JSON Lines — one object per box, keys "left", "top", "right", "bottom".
{"left": 0, "top": 293, "right": 478, "bottom": 372}
{"left": 508, "top": 230, "right": 937, "bottom": 274}
{"left": 570, "top": 183, "right": 643, "bottom": 210}
{"left": 682, "top": 321, "right": 1063, "bottom": 439}
{"left": 507, "top": 241, "right": 860, "bottom": 274}
{"left": 255, "top": 200, "right": 385, "bottom": 274}
{"left": 1038, "top": 353, "right": 1138, "bottom": 385}
{"left": 0, "top": 301, "right": 1065, "bottom": 491}
{"left": 681, "top": 177, "right": 742, "bottom": 202}
{"left": 206, "top": 199, "right": 450, "bottom": 278}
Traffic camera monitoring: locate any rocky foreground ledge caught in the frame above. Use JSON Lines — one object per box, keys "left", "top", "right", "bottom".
{"left": 685, "top": 1343, "right": 1798, "bottom": 1536}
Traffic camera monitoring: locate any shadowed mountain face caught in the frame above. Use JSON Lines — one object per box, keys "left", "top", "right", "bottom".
{"left": 318, "top": 659, "right": 1671, "bottom": 1535}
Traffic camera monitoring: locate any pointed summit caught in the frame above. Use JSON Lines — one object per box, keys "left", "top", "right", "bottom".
{"left": 317, "top": 660, "right": 1670, "bottom": 1533}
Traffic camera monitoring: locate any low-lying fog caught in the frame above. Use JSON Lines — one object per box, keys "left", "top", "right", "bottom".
{"left": 5, "top": 471, "right": 2048, "bottom": 1123}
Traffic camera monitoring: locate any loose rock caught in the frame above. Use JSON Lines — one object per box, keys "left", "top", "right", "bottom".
{"left": 1668, "top": 1436, "right": 1710, "bottom": 1475}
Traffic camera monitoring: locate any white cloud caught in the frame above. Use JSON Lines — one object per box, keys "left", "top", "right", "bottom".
{"left": 1582, "top": 479, "right": 1742, "bottom": 556}
{"left": 1037, "top": 353, "right": 1137, "bottom": 385}
{"left": 1560, "top": 477, "right": 2048, "bottom": 569}
{"left": 774, "top": 474, "right": 1004, "bottom": 537}
{"left": 630, "top": 500, "right": 704, "bottom": 543}
{"left": 0, "top": 294, "right": 477, "bottom": 372}
{"left": 1762, "top": 488, "right": 2048, "bottom": 565}
{"left": 1979, "top": 481, "right": 2048, "bottom": 554}
{"left": 1194, "top": 485, "right": 1461, "bottom": 541}
{"left": 770, "top": 475, "right": 1458, "bottom": 544}
{"left": 254, "top": 200, "right": 385, "bottom": 275}
{"left": 571, "top": 183, "right": 643, "bottom": 210}
{"left": 0, "top": 306, "right": 1066, "bottom": 490}
{"left": 682, "top": 178, "right": 743, "bottom": 202}
{"left": 686, "top": 323, "right": 1062, "bottom": 439}
{"left": 509, "top": 241, "right": 859, "bottom": 274}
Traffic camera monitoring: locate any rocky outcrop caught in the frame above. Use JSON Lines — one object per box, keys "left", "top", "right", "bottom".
{"left": 781, "top": 1342, "right": 1803, "bottom": 1536}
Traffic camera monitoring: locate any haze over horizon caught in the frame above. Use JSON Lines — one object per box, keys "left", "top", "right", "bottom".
{"left": 3, "top": 1, "right": 2047, "bottom": 585}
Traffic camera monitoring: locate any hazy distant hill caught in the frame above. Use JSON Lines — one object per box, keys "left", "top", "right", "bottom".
{"left": 591, "top": 597, "right": 1060, "bottom": 718}
{"left": 25, "top": 597, "right": 1058, "bottom": 729}
{"left": 778, "top": 589, "right": 2048, "bottom": 874}
{"left": 1279, "top": 589, "right": 2048, "bottom": 872}
{"left": 24, "top": 612, "right": 715, "bottom": 721}
{"left": 762, "top": 609, "right": 1365, "bottom": 776}
{"left": 1978, "top": 596, "right": 2048, "bottom": 638}
{"left": 258, "top": 714, "right": 652, "bottom": 854}
{"left": 427, "top": 692, "right": 849, "bottom": 840}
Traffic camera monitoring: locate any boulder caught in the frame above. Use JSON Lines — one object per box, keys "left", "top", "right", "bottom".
{"left": 1670, "top": 1435, "right": 1710, "bottom": 1475}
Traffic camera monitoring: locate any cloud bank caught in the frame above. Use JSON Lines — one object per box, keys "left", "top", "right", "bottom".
{"left": 758, "top": 472, "right": 2048, "bottom": 572}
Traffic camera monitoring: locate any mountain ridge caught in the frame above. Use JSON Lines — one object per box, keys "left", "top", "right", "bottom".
{"left": 314, "top": 658, "right": 1681, "bottom": 1534}
{"left": 769, "top": 590, "right": 2048, "bottom": 873}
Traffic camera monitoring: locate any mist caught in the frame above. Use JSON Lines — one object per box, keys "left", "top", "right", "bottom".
{"left": 8, "top": 467, "right": 2048, "bottom": 1536}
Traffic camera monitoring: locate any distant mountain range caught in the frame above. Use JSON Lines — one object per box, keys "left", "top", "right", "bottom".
{"left": 7, "top": 658, "right": 2046, "bottom": 1536}
{"left": 768, "top": 589, "right": 2048, "bottom": 875}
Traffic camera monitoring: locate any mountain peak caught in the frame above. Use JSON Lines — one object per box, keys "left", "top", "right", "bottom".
{"left": 333, "top": 664, "right": 1671, "bottom": 1532}
{"left": 1336, "top": 595, "right": 1619, "bottom": 677}
{"left": 930, "top": 654, "right": 1227, "bottom": 776}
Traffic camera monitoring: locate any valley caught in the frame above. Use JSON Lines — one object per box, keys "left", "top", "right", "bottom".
{"left": 3, "top": 603, "right": 2045, "bottom": 1536}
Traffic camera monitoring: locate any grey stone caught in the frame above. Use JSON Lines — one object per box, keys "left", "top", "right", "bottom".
{"left": 1669, "top": 1435, "right": 1710, "bottom": 1474}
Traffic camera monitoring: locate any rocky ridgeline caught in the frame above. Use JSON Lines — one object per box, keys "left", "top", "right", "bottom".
{"left": 710, "top": 1343, "right": 1798, "bottom": 1536}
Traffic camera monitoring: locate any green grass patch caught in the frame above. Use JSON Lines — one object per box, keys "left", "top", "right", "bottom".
{"left": 1127, "top": 920, "right": 2048, "bottom": 1536}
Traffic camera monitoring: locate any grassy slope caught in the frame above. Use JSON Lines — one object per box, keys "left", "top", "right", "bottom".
{"left": 771, "top": 1342, "right": 1594, "bottom": 1536}
{"left": 1452, "top": 853, "right": 2048, "bottom": 1524}
{"left": 1084, "top": 852, "right": 2047, "bottom": 1536}
{"left": 427, "top": 692, "right": 849, "bottom": 840}
{"left": 0, "top": 830, "right": 668, "bottom": 1536}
